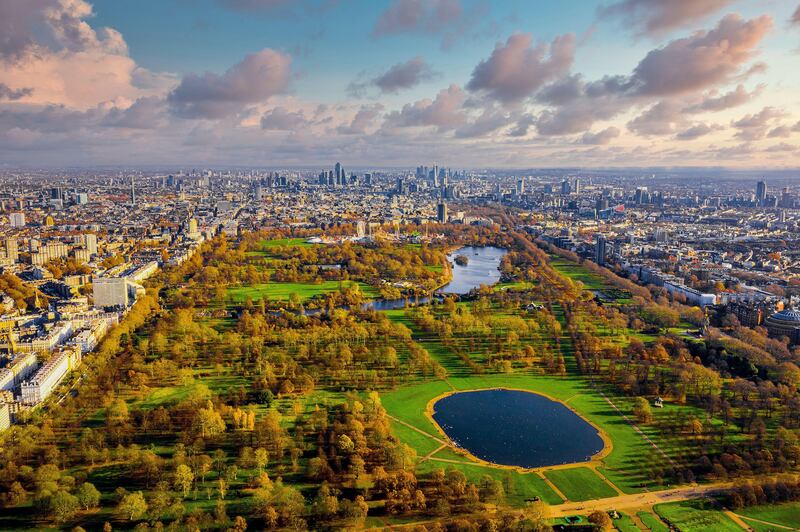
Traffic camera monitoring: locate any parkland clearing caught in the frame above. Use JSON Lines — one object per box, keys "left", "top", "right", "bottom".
{"left": 2, "top": 225, "right": 800, "bottom": 532}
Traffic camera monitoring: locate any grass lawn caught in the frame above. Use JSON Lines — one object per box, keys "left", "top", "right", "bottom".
{"left": 227, "top": 280, "right": 379, "bottom": 303}
{"left": 655, "top": 500, "right": 744, "bottom": 532}
{"left": 260, "top": 237, "right": 312, "bottom": 249}
{"left": 543, "top": 467, "right": 618, "bottom": 501}
{"left": 493, "top": 280, "right": 535, "bottom": 292}
{"left": 614, "top": 513, "right": 641, "bottom": 532}
{"left": 737, "top": 502, "right": 800, "bottom": 531}
{"left": 637, "top": 511, "right": 669, "bottom": 532}
{"left": 549, "top": 256, "right": 609, "bottom": 291}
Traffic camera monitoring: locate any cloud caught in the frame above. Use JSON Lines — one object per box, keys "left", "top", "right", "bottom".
{"left": 627, "top": 101, "right": 684, "bottom": 136}
{"left": 0, "top": 0, "right": 174, "bottom": 110}
{"left": 466, "top": 32, "right": 575, "bottom": 103}
{"left": 372, "top": 0, "right": 462, "bottom": 37}
{"left": 383, "top": 84, "right": 466, "bottom": 131}
{"left": 260, "top": 106, "right": 309, "bottom": 130}
{"left": 675, "top": 123, "right": 721, "bottom": 140}
{"left": 580, "top": 126, "right": 620, "bottom": 145}
{"left": 101, "top": 96, "right": 166, "bottom": 129}
{"left": 168, "top": 49, "right": 291, "bottom": 119}
{"left": 0, "top": 83, "right": 33, "bottom": 101}
{"left": 372, "top": 56, "right": 436, "bottom": 94}
{"left": 792, "top": 5, "right": 800, "bottom": 26}
{"left": 509, "top": 113, "right": 536, "bottom": 137}
{"left": 630, "top": 14, "right": 773, "bottom": 97}
{"left": 337, "top": 103, "right": 383, "bottom": 134}
{"left": 530, "top": 15, "right": 771, "bottom": 139}
{"left": 732, "top": 107, "right": 785, "bottom": 140}
{"left": 217, "top": 0, "right": 292, "bottom": 10}
{"left": 598, "top": 0, "right": 733, "bottom": 37}
{"left": 684, "top": 84, "right": 762, "bottom": 113}
{"left": 534, "top": 78, "right": 630, "bottom": 136}
{"left": 767, "top": 125, "right": 793, "bottom": 139}
{"left": 454, "top": 107, "right": 511, "bottom": 138}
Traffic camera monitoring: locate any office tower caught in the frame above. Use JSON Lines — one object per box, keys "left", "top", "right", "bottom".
{"left": 437, "top": 201, "right": 448, "bottom": 223}
{"left": 634, "top": 187, "right": 650, "bottom": 205}
{"left": 396, "top": 178, "right": 405, "bottom": 194}
{"left": 364, "top": 173, "right": 372, "bottom": 185}
{"left": 595, "top": 234, "right": 607, "bottom": 266}
{"left": 335, "top": 162, "right": 342, "bottom": 184}
{"left": 516, "top": 178, "right": 525, "bottom": 196}
{"left": 9, "top": 213, "right": 25, "bottom": 227}
{"left": 50, "top": 187, "right": 62, "bottom": 200}
{"left": 756, "top": 180, "right": 767, "bottom": 206}
{"left": 75, "top": 193, "right": 89, "bottom": 204}
{"left": 560, "top": 179, "right": 571, "bottom": 195}
{"left": 574, "top": 178, "right": 581, "bottom": 195}
{"left": 131, "top": 175, "right": 136, "bottom": 205}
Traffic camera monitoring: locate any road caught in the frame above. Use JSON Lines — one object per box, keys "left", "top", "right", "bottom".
{"left": 547, "top": 481, "right": 732, "bottom": 518}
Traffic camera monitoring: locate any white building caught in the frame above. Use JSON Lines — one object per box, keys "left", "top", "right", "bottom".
{"left": 20, "top": 347, "right": 81, "bottom": 405}
{"left": 0, "top": 352, "right": 38, "bottom": 391}
{"left": 92, "top": 277, "right": 132, "bottom": 309}
{"left": 9, "top": 213, "right": 25, "bottom": 228}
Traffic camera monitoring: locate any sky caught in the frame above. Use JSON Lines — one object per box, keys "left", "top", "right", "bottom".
{"left": 1, "top": 0, "right": 799, "bottom": 169}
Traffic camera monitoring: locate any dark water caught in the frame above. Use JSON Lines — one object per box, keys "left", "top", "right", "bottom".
{"left": 432, "top": 389, "right": 605, "bottom": 468}
{"left": 440, "top": 246, "right": 507, "bottom": 295}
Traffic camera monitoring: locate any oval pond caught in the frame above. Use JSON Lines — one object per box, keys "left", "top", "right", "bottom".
{"left": 431, "top": 389, "right": 605, "bottom": 469}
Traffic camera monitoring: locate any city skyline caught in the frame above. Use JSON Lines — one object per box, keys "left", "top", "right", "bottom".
{"left": 1, "top": 0, "right": 800, "bottom": 168}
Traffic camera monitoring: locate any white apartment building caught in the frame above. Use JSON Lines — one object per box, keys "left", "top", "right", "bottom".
{"left": 20, "top": 347, "right": 81, "bottom": 405}
{"left": 0, "top": 352, "right": 38, "bottom": 391}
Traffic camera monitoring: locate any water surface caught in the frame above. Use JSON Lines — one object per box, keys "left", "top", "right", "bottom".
{"left": 440, "top": 246, "right": 506, "bottom": 295}
{"left": 432, "top": 389, "right": 605, "bottom": 468}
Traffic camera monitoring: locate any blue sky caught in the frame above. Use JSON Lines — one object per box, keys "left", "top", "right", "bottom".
{"left": 1, "top": 0, "right": 799, "bottom": 167}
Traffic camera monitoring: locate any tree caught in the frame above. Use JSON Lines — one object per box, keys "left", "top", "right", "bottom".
{"left": 255, "top": 447, "right": 269, "bottom": 472}
{"left": 117, "top": 491, "right": 148, "bottom": 521}
{"left": 75, "top": 482, "right": 101, "bottom": 510}
{"left": 588, "top": 510, "right": 613, "bottom": 530}
{"left": 174, "top": 464, "right": 195, "bottom": 498}
{"left": 633, "top": 397, "right": 653, "bottom": 424}
{"left": 196, "top": 401, "right": 226, "bottom": 438}
{"left": 48, "top": 490, "right": 79, "bottom": 522}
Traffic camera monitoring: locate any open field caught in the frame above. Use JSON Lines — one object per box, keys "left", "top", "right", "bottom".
{"left": 737, "top": 502, "right": 800, "bottom": 531}
{"left": 637, "top": 511, "right": 670, "bottom": 532}
{"left": 227, "top": 279, "right": 379, "bottom": 303}
{"left": 655, "top": 500, "right": 744, "bottom": 532}
{"left": 544, "top": 467, "right": 618, "bottom": 501}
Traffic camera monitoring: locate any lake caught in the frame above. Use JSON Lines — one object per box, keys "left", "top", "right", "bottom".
{"left": 431, "top": 389, "right": 605, "bottom": 469}
{"left": 359, "top": 245, "right": 508, "bottom": 311}
{"left": 440, "top": 246, "right": 507, "bottom": 295}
